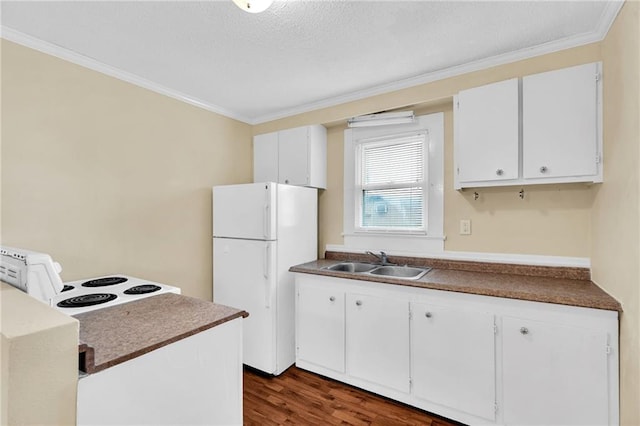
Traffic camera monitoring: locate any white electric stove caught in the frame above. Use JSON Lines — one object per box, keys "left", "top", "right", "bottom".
{"left": 0, "top": 246, "right": 180, "bottom": 315}
{"left": 2, "top": 245, "right": 244, "bottom": 425}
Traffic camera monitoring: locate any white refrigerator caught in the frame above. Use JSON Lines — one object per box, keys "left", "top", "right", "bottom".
{"left": 212, "top": 182, "right": 318, "bottom": 375}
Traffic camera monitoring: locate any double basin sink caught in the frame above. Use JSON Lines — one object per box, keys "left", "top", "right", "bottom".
{"left": 324, "top": 262, "right": 431, "bottom": 280}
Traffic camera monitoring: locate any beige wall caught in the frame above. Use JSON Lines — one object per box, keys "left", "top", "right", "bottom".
{"left": 1, "top": 7, "right": 638, "bottom": 424}
{"left": 256, "top": 18, "right": 638, "bottom": 423}
{"left": 1, "top": 40, "right": 253, "bottom": 301}
{"left": 592, "top": 2, "right": 640, "bottom": 425}
{"left": 256, "top": 44, "right": 601, "bottom": 258}
{"left": 1, "top": 283, "right": 78, "bottom": 425}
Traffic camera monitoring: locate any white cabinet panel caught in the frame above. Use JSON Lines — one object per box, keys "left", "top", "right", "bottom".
{"left": 296, "top": 283, "right": 345, "bottom": 373}
{"left": 453, "top": 62, "right": 602, "bottom": 189}
{"left": 346, "top": 293, "right": 410, "bottom": 393}
{"left": 78, "top": 319, "right": 244, "bottom": 426}
{"left": 294, "top": 273, "right": 618, "bottom": 426}
{"left": 278, "top": 126, "right": 310, "bottom": 186}
{"left": 502, "top": 316, "right": 610, "bottom": 426}
{"left": 253, "top": 132, "right": 279, "bottom": 183}
{"left": 411, "top": 303, "right": 496, "bottom": 421}
{"left": 455, "top": 78, "right": 519, "bottom": 186}
{"left": 253, "top": 125, "right": 327, "bottom": 189}
{"left": 523, "top": 62, "right": 599, "bottom": 180}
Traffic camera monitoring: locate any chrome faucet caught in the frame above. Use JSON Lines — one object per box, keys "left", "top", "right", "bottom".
{"left": 366, "top": 251, "right": 394, "bottom": 266}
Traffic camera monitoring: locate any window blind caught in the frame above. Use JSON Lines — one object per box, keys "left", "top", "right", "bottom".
{"left": 359, "top": 133, "right": 426, "bottom": 230}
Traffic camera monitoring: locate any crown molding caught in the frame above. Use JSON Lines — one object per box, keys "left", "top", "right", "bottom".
{"left": 1, "top": 0, "right": 624, "bottom": 126}
{"left": 0, "top": 26, "right": 253, "bottom": 124}
{"left": 252, "top": 0, "right": 625, "bottom": 124}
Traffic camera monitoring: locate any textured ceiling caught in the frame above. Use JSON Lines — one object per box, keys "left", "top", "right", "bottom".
{"left": 0, "top": 1, "right": 622, "bottom": 124}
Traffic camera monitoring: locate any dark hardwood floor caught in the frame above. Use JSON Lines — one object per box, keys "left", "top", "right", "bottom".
{"left": 243, "top": 366, "right": 462, "bottom": 425}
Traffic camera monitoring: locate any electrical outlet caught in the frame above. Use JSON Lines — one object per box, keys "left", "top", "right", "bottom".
{"left": 459, "top": 219, "right": 471, "bottom": 235}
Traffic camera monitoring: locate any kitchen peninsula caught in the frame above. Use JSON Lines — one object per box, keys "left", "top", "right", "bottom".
{"left": 75, "top": 293, "right": 248, "bottom": 425}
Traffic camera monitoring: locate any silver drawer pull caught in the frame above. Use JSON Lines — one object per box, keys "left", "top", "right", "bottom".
{"left": 355, "top": 300, "right": 362, "bottom": 306}
{"left": 540, "top": 166, "right": 548, "bottom": 173}
{"left": 496, "top": 169, "right": 504, "bottom": 176}
{"left": 425, "top": 312, "right": 432, "bottom": 318}
{"left": 520, "top": 327, "right": 529, "bottom": 335}
{"left": 329, "top": 296, "right": 335, "bottom": 302}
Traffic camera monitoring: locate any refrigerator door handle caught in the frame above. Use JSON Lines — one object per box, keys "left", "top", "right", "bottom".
{"left": 263, "top": 204, "right": 270, "bottom": 239}
{"left": 264, "top": 244, "right": 271, "bottom": 308}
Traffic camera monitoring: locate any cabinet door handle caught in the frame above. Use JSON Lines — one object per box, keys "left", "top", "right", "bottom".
{"left": 425, "top": 312, "right": 432, "bottom": 318}
{"left": 355, "top": 300, "right": 362, "bottom": 306}
{"left": 284, "top": 179, "right": 290, "bottom": 184}
{"left": 520, "top": 327, "right": 529, "bottom": 335}
{"left": 329, "top": 296, "right": 335, "bottom": 302}
{"left": 539, "top": 166, "right": 548, "bottom": 173}
{"left": 496, "top": 169, "right": 504, "bottom": 176}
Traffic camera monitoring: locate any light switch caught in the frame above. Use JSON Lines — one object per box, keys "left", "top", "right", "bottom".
{"left": 459, "top": 219, "right": 471, "bottom": 235}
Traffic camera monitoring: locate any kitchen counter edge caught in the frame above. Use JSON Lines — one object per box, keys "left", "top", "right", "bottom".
{"left": 290, "top": 259, "right": 622, "bottom": 313}
{"left": 76, "top": 293, "right": 249, "bottom": 374}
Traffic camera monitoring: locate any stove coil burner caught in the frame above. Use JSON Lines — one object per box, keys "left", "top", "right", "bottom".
{"left": 57, "top": 293, "right": 117, "bottom": 308}
{"left": 82, "top": 276, "right": 128, "bottom": 287}
{"left": 61, "top": 285, "right": 74, "bottom": 292}
{"left": 124, "top": 284, "right": 161, "bottom": 295}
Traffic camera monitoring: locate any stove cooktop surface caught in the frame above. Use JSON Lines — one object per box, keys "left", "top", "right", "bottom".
{"left": 53, "top": 275, "right": 180, "bottom": 315}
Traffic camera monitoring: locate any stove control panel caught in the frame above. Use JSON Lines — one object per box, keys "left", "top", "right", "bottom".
{"left": 0, "top": 246, "right": 64, "bottom": 304}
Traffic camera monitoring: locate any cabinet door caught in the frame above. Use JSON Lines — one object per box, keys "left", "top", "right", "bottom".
{"left": 253, "top": 132, "right": 279, "bottom": 183}
{"left": 455, "top": 78, "right": 519, "bottom": 185}
{"left": 522, "top": 62, "right": 599, "bottom": 179}
{"left": 296, "top": 284, "right": 345, "bottom": 373}
{"left": 278, "top": 126, "right": 309, "bottom": 186}
{"left": 411, "top": 303, "right": 496, "bottom": 421}
{"left": 502, "top": 316, "right": 610, "bottom": 425}
{"left": 346, "top": 293, "right": 410, "bottom": 393}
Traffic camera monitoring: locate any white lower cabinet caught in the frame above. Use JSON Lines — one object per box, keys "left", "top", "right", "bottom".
{"left": 411, "top": 302, "right": 496, "bottom": 421}
{"left": 346, "top": 293, "right": 410, "bottom": 393}
{"left": 502, "top": 316, "right": 610, "bottom": 426}
{"left": 294, "top": 274, "right": 619, "bottom": 426}
{"left": 296, "top": 282, "right": 345, "bottom": 373}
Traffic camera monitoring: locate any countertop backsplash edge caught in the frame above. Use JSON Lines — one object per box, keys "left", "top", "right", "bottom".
{"left": 324, "top": 249, "right": 591, "bottom": 280}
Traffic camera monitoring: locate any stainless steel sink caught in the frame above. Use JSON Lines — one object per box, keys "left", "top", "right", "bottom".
{"left": 368, "top": 265, "right": 431, "bottom": 280}
{"left": 324, "top": 262, "right": 431, "bottom": 280}
{"left": 325, "top": 262, "right": 378, "bottom": 273}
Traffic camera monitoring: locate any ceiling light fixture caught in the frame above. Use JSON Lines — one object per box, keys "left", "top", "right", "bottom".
{"left": 347, "top": 111, "right": 416, "bottom": 128}
{"left": 232, "top": 0, "right": 274, "bottom": 13}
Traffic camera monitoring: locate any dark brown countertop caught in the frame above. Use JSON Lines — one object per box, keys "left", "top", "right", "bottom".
{"left": 75, "top": 293, "right": 248, "bottom": 374}
{"left": 290, "top": 258, "right": 621, "bottom": 312}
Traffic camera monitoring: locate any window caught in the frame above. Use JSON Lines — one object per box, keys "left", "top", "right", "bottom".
{"left": 356, "top": 133, "right": 427, "bottom": 232}
{"left": 342, "top": 113, "right": 444, "bottom": 253}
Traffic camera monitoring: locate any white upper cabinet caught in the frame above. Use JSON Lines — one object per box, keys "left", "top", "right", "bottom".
{"left": 454, "top": 62, "right": 602, "bottom": 189}
{"left": 253, "top": 132, "right": 279, "bottom": 184}
{"left": 455, "top": 78, "right": 519, "bottom": 185}
{"left": 253, "top": 124, "right": 327, "bottom": 189}
{"left": 523, "top": 62, "right": 600, "bottom": 180}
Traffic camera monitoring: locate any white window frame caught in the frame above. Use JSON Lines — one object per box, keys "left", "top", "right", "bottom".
{"left": 343, "top": 113, "right": 444, "bottom": 253}
{"left": 355, "top": 132, "right": 428, "bottom": 233}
